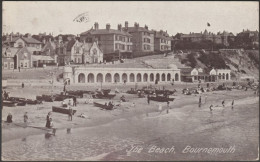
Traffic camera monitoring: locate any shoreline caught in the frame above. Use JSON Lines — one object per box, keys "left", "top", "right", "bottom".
{"left": 2, "top": 90, "right": 258, "bottom": 143}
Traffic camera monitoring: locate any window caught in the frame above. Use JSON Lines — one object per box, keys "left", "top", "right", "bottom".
{"left": 20, "top": 62, "right": 23, "bottom": 68}
{"left": 24, "top": 53, "right": 28, "bottom": 58}
{"left": 122, "top": 45, "right": 125, "bottom": 50}
{"left": 4, "top": 62, "right": 8, "bottom": 68}
{"left": 25, "top": 62, "right": 28, "bottom": 68}
{"left": 75, "top": 47, "right": 80, "bottom": 54}
{"left": 161, "top": 45, "right": 163, "bottom": 50}
{"left": 78, "top": 58, "right": 81, "bottom": 63}
{"left": 18, "top": 42, "right": 23, "bottom": 47}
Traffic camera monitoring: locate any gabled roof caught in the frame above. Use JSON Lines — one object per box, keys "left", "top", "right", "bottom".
{"left": 2, "top": 47, "right": 20, "bottom": 57}
{"left": 41, "top": 41, "right": 56, "bottom": 53}
{"left": 82, "top": 41, "right": 103, "bottom": 53}
{"left": 66, "top": 39, "right": 76, "bottom": 51}
{"left": 21, "top": 37, "right": 42, "bottom": 44}
{"left": 80, "top": 29, "right": 132, "bottom": 37}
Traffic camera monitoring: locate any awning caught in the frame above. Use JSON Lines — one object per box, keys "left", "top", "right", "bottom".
{"left": 32, "top": 55, "right": 55, "bottom": 61}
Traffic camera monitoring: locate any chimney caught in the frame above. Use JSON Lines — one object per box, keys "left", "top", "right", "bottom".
{"left": 144, "top": 25, "right": 148, "bottom": 30}
{"left": 106, "top": 23, "right": 110, "bottom": 31}
{"left": 125, "top": 21, "right": 128, "bottom": 28}
{"left": 134, "top": 22, "right": 139, "bottom": 28}
{"left": 118, "top": 24, "right": 122, "bottom": 31}
{"left": 94, "top": 22, "right": 99, "bottom": 30}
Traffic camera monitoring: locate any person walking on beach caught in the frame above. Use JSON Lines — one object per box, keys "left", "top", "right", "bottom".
{"left": 209, "top": 105, "right": 213, "bottom": 111}
{"left": 22, "top": 82, "right": 24, "bottom": 88}
{"left": 18, "top": 66, "right": 20, "bottom": 72}
{"left": 199, "top": 96, "right": 202, "bottom": 107}
{"left": 24, "top": 112, "right": 28, "bottom": 123}
{"left": 46, "top": 112, "right": 51, "bottom": 128}
{"left": 73, "top": 97, "right": 77, "bottom": 107}
{"left": 68, "top": 107, "right": 73, "bottom": 121}
{"left": 166, "top": 101, "right": 170, "bottom": 113}
{"left": 222, "top": 100, "right": 225, "bottom": 107}
{"left": 147, "top": 94, "right": 150, "bottom": 105}
{"left": 231, "top": 100, "right": 234, "bottom": 110}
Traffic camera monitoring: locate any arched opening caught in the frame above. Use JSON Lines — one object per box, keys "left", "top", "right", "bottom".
{"left": 175, "top": 73, "right": 179, "bottom": 81}
{"left": 150, "top": 73, "right": 154, "bottom": 82}
{"left": 130, "top": 73, "right": 135, "bottom": 82}
{"left": 14, "top": 55, "right": 18, "bottom": 69}
{"left": 167, "top": 73, "right": 171, "bottom": 81}
{"left": 143, "top": 73, "right": 148, "bottom": 82}
{"left": 78, "top": 73, "right": 85, "bottom": 83}
{"left": 156, "top": 73, "right": 160, "bottom": 81}
{"left": 161, "top": 73, "right": 166, "bottom": 81}
{"left": 87, "top": 73, "right": 94, "bottom": 83}
{"left": 137, "top": 73, "right": 142, "bottom": 82}
{"left": 105, "top": 73, "right": 112, "bottom": 82}
{"left": 96, "top": 73, "right": 103, "bottom": 82}
{"left": 122, "top": 73, "right": 128, "bottom": 82}
{"left": 226, "top": 73, "right": 229, "bottom": 80}
{"left": 114, "top": 73, "right": 120, "bottom": 83}
{"left": 222, "top": 73, "right": 225, "bottom": 79}
{"left": 218, "top": 73, "right": 222, "bottom": 79}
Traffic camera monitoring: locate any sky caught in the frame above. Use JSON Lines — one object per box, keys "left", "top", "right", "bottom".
{"left": 2, "top": 1, "right": 259, "bottom": 36}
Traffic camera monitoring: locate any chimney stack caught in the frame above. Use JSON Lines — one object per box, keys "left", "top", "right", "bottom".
{"left": 125, "top": 21, "right": 128, "bottom": 28}
{"left": 94, "top": 22, "right": 99, "bottom": 30}
{"left": 118, "top": 24, "right": 122, "bottom": 31}
{"left": 144, "top": 25, "right": 148, "bottom": 30}
{"left": 134, "top": 22, "right": 139, "bottom": 28}
{"left": 106, "top": 23, "right": 111, "bottom": 31}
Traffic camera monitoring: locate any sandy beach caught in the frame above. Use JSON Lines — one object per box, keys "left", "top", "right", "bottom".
{"left": 1, "top": 81, "right": 259, "bottom": 161}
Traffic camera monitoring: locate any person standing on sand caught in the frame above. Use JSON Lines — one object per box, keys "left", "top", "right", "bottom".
{"left": 158, "top": 104, "right": 162, "bottom": 114}
{"left": 209, "top": 105, "right": 213, "bottom": 111}
{"left": 7, "top": 113, "right": 13, "bottom": 123}
{"left": 24, "top": 112, "right": 28, "bottom": 123}
{"left": 231, "top": 100, "right": 234, "bottom": 109}
{"left": 199, "top": 96, "right": 202, "bottom": 107}
{"left": 46, "top": 112, "right": 51, "bottom": 128}
{"left": 147, "top": 94, "right": 150, "bottom": 105}
{"left": 222, "top": 100, "right": 225, "bottom": 107}
{"left": 73, "top": 97, "right": 77, "bottom": 107}
{"left": 68, "top": 107, "right": 73, "bottom": 121}
{"left": 166, "top": 101, "right": 169, "bottom": 113}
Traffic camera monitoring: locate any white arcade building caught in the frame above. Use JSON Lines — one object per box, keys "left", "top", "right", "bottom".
{"left": 63, "top": 64, "right": 181, "bottom": 85}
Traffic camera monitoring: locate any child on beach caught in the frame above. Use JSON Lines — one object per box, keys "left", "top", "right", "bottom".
{"left": 24, "top": 112, "right": 28, "bottom": 123}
